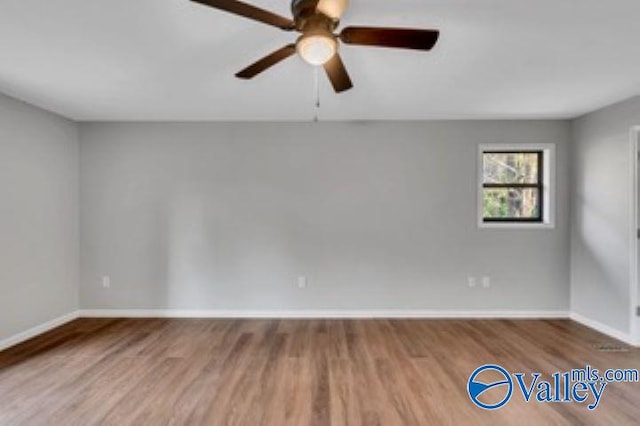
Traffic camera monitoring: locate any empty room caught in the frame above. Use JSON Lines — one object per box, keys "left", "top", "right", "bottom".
{"left": 1, "top": 0, "right": 640, "bottom": 424}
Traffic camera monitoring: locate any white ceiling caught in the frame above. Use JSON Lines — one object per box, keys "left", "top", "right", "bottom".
{"left": 1, "top": 0, "right": 639, "bottom": 121}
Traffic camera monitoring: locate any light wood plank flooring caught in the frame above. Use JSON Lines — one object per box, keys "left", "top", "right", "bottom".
{"left": 0, "top": 319, "right": 639, "bottom": 425}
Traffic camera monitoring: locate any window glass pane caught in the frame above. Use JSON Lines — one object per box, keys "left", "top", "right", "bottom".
{"left": 483, "top": 152, "right": 540, "bottom": 184}
{"left": 483, "top": 188, "right": 540, "bottom": 220}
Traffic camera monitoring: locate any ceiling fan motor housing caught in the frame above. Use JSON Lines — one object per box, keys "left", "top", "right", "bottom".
{"left": 291, "top": 0, "right": 319, "bottom": 18}
{"left": 291, "top": 0, "right": 339, "bottom": 32}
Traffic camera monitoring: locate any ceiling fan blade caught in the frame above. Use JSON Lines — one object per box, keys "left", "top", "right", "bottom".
{"left": 236, "top": 44, "right": 297, "bottom": 79}
{"left": 190, "top": 0, "right": 295, "bottom": 30}
{"left": 339, "top": 27, "right": 439, "bottom": 51}
{"left": 323, "top": 53, "right": 353, "bottom": 93}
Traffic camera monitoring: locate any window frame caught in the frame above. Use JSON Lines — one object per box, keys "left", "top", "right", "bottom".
{"left": 478, "top": 144, "right": 556, "bottom": 230}
{"left": 482, "top": 150, "right": 544, "bottom": 223}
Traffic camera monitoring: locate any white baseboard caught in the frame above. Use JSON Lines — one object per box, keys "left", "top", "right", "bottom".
{"left": 0, "top": 311, "right": 79, "bottom": 352}
{"left": 570, "top": 312, "right": 637, "bottom": 346}
{"left": 4, "top": 310, "right": 636, "bottom": 352}
{"left": 78, "top": 309, "right": 569, "bottom": 320}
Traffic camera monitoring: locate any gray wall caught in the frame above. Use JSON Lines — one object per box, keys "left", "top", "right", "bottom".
{"left": 0, "top": 94, "right": 79, "bottom": 341}
{"left": 571, "top": 96, "right": 640, "bottom": 335}
{"left": 79, "top": 121, "right": 570, "bottom": 312}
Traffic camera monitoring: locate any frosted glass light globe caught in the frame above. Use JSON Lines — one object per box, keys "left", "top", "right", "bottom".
{"left": 297, "top": 35, "right": 338, "bottom": 66}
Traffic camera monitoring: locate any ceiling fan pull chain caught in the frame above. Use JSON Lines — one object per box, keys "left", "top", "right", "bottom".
{"left": 314, "top": 66, "right": 321, "bottom": 121}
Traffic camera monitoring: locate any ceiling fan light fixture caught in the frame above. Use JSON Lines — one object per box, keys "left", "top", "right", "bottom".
{"left": 296, "top": 34, "right": 337, "bottom": 66}
{"left": 317, "top": 0, "right": 349, "bottom": 20}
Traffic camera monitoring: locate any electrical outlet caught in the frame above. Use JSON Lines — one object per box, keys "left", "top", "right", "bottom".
{"left": 102, "top": 276, "right": 111, "bottom": 289}
{"left": 297, "top": 276, "right": 308, "bottom": 289}
{"left": 482, "top": 276, "right": 491, "bottom": 289}
{"left": 467, "top": 277, "right": 477, "bottom": 288}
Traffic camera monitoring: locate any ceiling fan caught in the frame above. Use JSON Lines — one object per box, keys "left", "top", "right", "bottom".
{"left": 189, "top": 0, "right": 440, "bottom": 93}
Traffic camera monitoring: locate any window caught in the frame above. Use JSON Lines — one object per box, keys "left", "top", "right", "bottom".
{"left": 483, "top": 151, "right": 543, "bottom": 222}
{"left": 478, "top": 145, "right": 555, "bottom": 228}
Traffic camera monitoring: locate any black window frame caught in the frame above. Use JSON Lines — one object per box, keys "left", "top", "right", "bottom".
{"left": 482, "top": 150, "right": 544, "bottom": 223}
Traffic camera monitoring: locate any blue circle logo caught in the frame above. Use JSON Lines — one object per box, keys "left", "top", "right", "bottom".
{"left": 467, "top": 364, "right": 513, "bottom": 410}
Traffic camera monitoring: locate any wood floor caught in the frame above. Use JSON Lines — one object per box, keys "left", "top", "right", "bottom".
{"left": 0, "top": 319, "right": 639, "bottom": 425}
